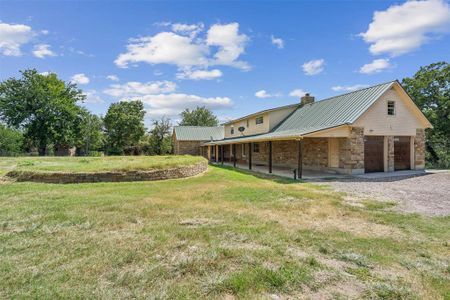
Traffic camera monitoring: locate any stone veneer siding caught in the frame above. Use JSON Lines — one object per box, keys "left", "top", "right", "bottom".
{"left": 414, "top": 128, "right": 426, "bottom": 169}
{"left": 173, "top": 140, "right": 202, "bottom": 155}
{"left": 339, "top": 127, "right": 364, "bottom": 174}
{"left": 7, "top": 161, "right": 208, "bottom": 184}
{"left": 387, "top": 136, "right": 395, "bottom": 172}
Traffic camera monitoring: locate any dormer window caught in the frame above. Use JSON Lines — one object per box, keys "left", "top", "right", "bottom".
{"left": 255, "top": 116, "right": 264, "bottom": 125}
{"left": 387, "top": 101, "right": 395, "bottom": 116}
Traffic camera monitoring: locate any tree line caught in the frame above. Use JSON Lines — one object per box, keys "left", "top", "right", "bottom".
{"left": 0, "top": 69, "right": 219, "bottom": 156}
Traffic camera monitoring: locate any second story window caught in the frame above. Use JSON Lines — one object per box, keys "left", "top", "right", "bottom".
{"left": 246, "top": 119, "right": 249, "bottom": 127}
{"left": 387, "top": 101, "right": 395, "bottom": 115}
{"left": 255, "top": 116, "right": 264, "bottom": 125}
{"left": 231, "top": 127, "right": 234, "bottom": 134}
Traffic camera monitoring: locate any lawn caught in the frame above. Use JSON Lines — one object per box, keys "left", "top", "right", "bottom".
{"left": 0, "top": 159, "right": 449, "bottom": 299}
{"left": 0, "top": 155, "right": 204, "bottom": 176}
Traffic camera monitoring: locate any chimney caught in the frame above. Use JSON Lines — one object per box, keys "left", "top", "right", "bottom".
{"left": 301, "top": 93, "right": 315, "bottom": 106}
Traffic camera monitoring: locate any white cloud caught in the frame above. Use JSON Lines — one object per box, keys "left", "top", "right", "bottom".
{"left": 83, "top": 90, "right": 104, "bottom": 104}
{"left": 128, "top": 93, "right": 232, "bottom": 119}
{"left": 176, "top": 68, "right": 222, "bottom": 80}
{"left": 271, "top": 35, "right": 284, "bottom": 49}
{"left": 289, "top": 89, "right": 307, "bottom": 97}
{"left": 254, "top": 90, "right": 280, "bottom": 98}
{"left": 71, "top": 73, "right": 90, "bottom": 85}
{"left": 114, "top": 32, "right": 209, "bottom": 68}
{"left": 32, "top": 44, "right": 56, "bottom": 58}
{"left": 0, "top": 23, "right": 34, "bottom": 56}
{"left": 207, "top": 22, "right": 250, "bottom": 70}
{"left": 106, "top": 74, "right": 119, "bottom": 81}
{"left": 103, "top": 81, "right": 177, "bottom": 97}
{"left": 360, "top": 0, "right": 450, "bottom": 56}
{"left": 332, "top": 84, "right": 369, "bottom": 92}
{"left": 171, "top": 22, "right": 204, "bottom": 37}
{"left": 302, "top": 59, "right": 325, "bottom": 75}
{"left": 359, "top": 58, "right": 391, "bottom": 74}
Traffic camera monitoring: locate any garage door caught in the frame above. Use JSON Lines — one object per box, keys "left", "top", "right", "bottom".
{"left": 364, "top": 136, "right": 384, "bottom": 173}
{"left": 394, "top": 136, "right": 410, "bottom": 170}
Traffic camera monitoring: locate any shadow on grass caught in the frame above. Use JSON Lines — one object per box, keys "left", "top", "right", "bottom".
{"left": 210, "top": 163, "right": 303, "bottom": 185}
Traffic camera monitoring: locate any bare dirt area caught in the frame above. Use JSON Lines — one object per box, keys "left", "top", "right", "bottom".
{"left": 314, "top": 172, "right": 450, "bottom": 216}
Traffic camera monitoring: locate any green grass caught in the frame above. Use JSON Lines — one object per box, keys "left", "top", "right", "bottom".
{"left": 0, "top": 159, "right": 449, "bottom": 299}
{"left": 0, "top": 155, "right": 204, "bottom": 175}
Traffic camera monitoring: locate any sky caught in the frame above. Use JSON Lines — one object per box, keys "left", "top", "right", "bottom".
{"left": 1, "top": 0, "right": 449, "bottom": 126}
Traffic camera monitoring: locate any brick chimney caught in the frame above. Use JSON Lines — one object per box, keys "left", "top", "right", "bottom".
{"left": 301, "top": 93, "right": 315, "bottom": 106}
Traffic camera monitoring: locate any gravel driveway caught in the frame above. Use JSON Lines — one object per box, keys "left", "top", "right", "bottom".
{"left": 314, "top": 172, "right": 450, "bottom": 216}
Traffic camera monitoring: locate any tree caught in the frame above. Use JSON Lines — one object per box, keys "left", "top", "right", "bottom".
{"left": 0, "top": 124, "right": 23, "bottom": 156}
{"left": 0, "top": 69, "right": 84, "bottom": 155}
{"left": 104, "top": 100, "right": 146, "bottom": 155}
{"left": 179, "top": 106, "right": 219, "bottom": 126}
{"left": 149, "top": 117, "right": 172, "bottom": 155}
{"left": 76, "top": 109, "right": 104, "bottom": 155}
{"left": 402, "top": 62, "right": 450, "bottom": 167}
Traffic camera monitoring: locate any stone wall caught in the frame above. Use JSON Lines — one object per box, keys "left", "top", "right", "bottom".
{"left": 339, "top": 127, "right": 364, "bottom": 174}
{"left": 173, "top": 140, "right": 202, "bottom": 155}
{"left": 7, "top": 161, "right": 208, "bottom": 184}
{"left": 302, "top": 138, "right": 329, "bottom": 168}
{"left": 387, "top": 136, "right": 394, "bottom": 172}
{"left": 414, "top": 128, "right": 426, "bottom": 169}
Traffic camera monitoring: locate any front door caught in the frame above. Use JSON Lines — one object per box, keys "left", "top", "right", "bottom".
{"left": 394, "top": 136, "right": 411, "bottom": 170}
{"left": 364, "top": 136, "right": 384, "bottom": 173}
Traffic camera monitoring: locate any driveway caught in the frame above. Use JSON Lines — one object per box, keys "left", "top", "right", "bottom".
{"left": 313, "top": 171, "right": 450, "bottom": 216}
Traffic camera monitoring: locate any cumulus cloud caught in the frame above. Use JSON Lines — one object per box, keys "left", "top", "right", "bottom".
{"left": 114, "top": 22, "right": 250, "bottom": 75}
{"left": 332, "top": 84, "right": 369, "bottom": 92}
{"left": 103, "top": 81, "right": 177, "bottom": 97}
{"left": 254, "top": 90, "right": 281, "bottom": 98}
{"left": 289, "top": 89, "right": 307, "bottom": 97}
{"left": 129, "top": 93, "right": 232, "bottom": 119}
{"left": 83, "top": 90, "right": 104, "bottom": 104}
{"left": 176, "top": 68, "right": 222, "bottom": 80}
{"left": 32, "top": 44, "right": 56, "bottom": 58}
{"left": 71, "top": 73, "right": 90, "bottom": 85}
{"left": 106, "top": 74, "right": 119, "bottom": 81}
{"left": 207, "top": 22, "right": 250, "bottom": 70}
{"left": 0, "top": 22, "right": 34, "bottom": 56}
{"left": 271, "top": 35, "right": 284, "bottom": 49}
{"left": 360, "top": 0, "right": 450, "bottom": 56}
{"left": 302, "top": 59, "right": 325, "bottom": 75}
{"left": 359, "top": 58, "right": 391, "bottom": 74}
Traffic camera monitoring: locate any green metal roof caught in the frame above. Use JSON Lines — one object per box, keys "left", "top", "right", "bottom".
{"left": 204, "top": 81, "right": 396, "bottom": 145}
{"left": 174, "top": 126, "right": 224, "bottom": 141}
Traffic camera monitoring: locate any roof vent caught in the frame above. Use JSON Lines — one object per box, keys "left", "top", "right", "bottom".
{"left": 301, "top": 93, "right": 315, "bottom": 106}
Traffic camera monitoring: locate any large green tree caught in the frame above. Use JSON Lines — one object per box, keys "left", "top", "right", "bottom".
{"left": 0, "top": 124, "right": 23, "bottom": 156}
{"left": 149, "top": 117, "right": 172, "bottom": 155}
{"left": 0, "top": 69, "right": 84, "bottom": 155}
{"left": 76, "top": 108, "right": 104, "bottom": 155}
{"left": 179, "top": 106, "right": 219, "bottom": 126}
{"left": 402, "top": 61, "right": 450, "bottom": 167}
{"left": 104, "top": 100, "right": 146, "bottom": 154}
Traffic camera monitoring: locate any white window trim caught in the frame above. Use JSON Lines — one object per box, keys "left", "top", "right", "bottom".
{"left": 387, "top": 100, "right": 396, "bottom": 116}
{"left": 255, "top": 116, "right": 264, "bottom": 125}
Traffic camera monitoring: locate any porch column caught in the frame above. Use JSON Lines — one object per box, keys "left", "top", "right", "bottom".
{"left": 233, "top": 144, "right": 237, "bottom": 167}
{"left": 221, "top": 145, "right": 224, "bottom": 165}
{"left": 215, "top": 145, "right": 219, "bottom": 162}
{"left": 248, "top": 143, "right": 252, "bottom": 170}
{"left": 297, "top": 139, "right": 303, "bottom": 179}
{"left": 207, "top": 146, "right": 211, "bottom": 161}
{"left": 268, "top": 141, "right": 273, "bottom": 173}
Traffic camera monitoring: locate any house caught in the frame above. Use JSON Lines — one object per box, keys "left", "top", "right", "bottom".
{"left": 172, "top": 81, "right": 432, "bottom": 176}
{"left": 173, "top": 126, "right": 224, "bottom": 156}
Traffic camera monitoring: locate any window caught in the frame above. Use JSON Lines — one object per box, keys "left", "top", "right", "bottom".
{"left": 231, "top": 126, "right": 234, "bottom": 134}
{"left": 255, "top": 116, "right": 264, "bottom": 125}
{"left": 253, "top": 143, "right": 260, "bottom": 153}
{"left": 387, "top": 101, "right": 395, "bottom": 116}
{"left": 246, "top": 119, "right": 249, "bottom": 127}
{"left": 242, "top": 144, "right": 246, "bottom": 157}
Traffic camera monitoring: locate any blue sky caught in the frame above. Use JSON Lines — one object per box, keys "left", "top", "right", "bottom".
{"left": 1, "top": 0, "right": 449, "bottom": 126}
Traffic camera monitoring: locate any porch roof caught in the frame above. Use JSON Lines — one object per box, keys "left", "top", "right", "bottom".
{"left": 203, "top": 81, "right": 395, "bottom": 145}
